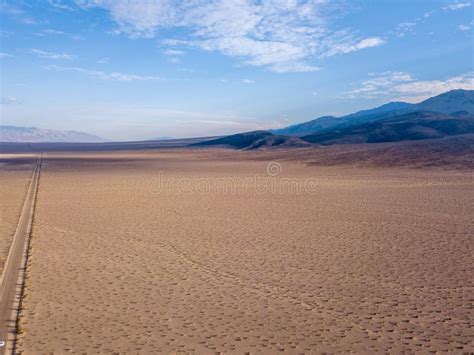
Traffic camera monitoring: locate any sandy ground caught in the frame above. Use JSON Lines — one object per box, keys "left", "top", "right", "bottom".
{"left": 9, "top": 150, "right": 474, "bottom": 353}
{"left": 0, "top": 159, "right": 35, "bottom": 274}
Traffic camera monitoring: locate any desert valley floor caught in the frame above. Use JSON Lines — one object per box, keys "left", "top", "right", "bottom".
{"left": 1, "top": 149, "right": 473, "bottom": 353}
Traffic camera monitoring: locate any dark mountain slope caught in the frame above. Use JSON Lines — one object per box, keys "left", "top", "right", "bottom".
{"left": 191, "top": 130, "right": 311, "bottom": 150}
{"left": 343, "top": 101, "right": 413, "bottom": 119}
{"left": 192, "top": 131, "right": 274, "bottom": 149}
{"left": 416, "top": 89, "right": 474, "bottom": 114}
{"left": 301, "top": 111, "right": 474, "bottom": 145}
{"left": 273, "top": 102, "right": 415, "bottom": 136}
{"left": 272, "top": 116, "right": 340, "bottom": 136}
{"left": 245, "top": 135, "right": 312, "bottom": 149}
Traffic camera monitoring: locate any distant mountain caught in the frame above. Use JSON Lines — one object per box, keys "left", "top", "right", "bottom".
{"left": 301, "top": 111, "right": 474, "bottom": 145}
{"left": 416, "top": 89, "right": 474, "bottom": 114}
{"left": 273, "top": 103, "right": 414, "bottom": 136}
{"left": 191, "top": 130, "right": 311, "bottom": 150}
{"left": 274, "top": 89, "right": 474, "bottom": 136}
{"left": 152, "top": 136, "right": 174, "bottom": 140}
{"left": 272, "top": 116, "right": 340, "bottom": 136}
{"left": 196, "top": 110, "right": 474, "bottom": 150}
{"left": 343, "top": 101, "right": 414, "bottom": 120}
{"left": 0, "top": 125, "right": 108, "bottom": 143}
{"left": 193, "top": 130, "right": 273, "bottom": 149}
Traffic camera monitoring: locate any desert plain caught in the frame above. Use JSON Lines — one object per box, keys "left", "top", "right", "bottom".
{"left": 0, "top": 148, "right": 473, "bottom": 353}
{"left": 0, "top": 156, "right": 36, "bottom": 275}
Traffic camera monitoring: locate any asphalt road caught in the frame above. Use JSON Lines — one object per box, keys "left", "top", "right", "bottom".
{"left": 0, "top": 155, "right": 41, "bottom": 355}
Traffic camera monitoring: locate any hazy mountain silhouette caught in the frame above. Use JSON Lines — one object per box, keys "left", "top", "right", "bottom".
{"left": 0, "top": 125, "right": 108, "bottom": 143}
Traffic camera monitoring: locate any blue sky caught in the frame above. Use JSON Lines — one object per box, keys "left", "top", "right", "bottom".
{"left": 1, "top": 0, "right": 473, "bottom": 140}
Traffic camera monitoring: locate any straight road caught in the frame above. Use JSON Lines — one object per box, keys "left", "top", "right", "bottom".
{"left": 0, "top": 155, "right": 41, "bottom": 355}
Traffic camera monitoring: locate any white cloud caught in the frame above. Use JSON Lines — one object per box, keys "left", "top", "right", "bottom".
{"left": 35, "top": 29, "right": 84, "bottom": 40}
{"left": 0, "top": 96, "right": 18, "bottom": 105}
{"left": 162, "top": 49, "right": 185, "bottom": 63}
{"left": 168, "top": 57, "right": 181, "bottom": 64}
{"left": 346, "top": 71, "right": 414, "bottom": 98}
{"left": 459, "top": 24, "right": 471, "bottom": 31}
{"left": 424, "top": 10, "right": 436, "bottom": 18}
{"left": 162, "top": 49, "right": 185, "bottom": 56}
{"left": 75, "top": 0, "right": 386, "bottom": 73}
{"left": 346, "top": 71, "right": 474, "bottom": 102}
{"left": 0, "top": 30, "right": 12, "bottom": 38}
{"left": 161, "top": 39, "right": 188, "bottom": 46}
{"left": 395, "top": 22, "right": 417, "bottom": 37}
{"left": 45, "top": 65, "right": 162, "bottom": 81}
{"left": 30, "top": 49, "right": 76, "bottom": 60}
{"left": 1, "top": 2, "right": 38, "bottom": 24}
{"left": 443, "top": 2, "right": 471, "bottom": 11}
{"left": 76, "top": 0, "right": 176, "bottom": 38}
{"left": 97, "top": 57, "right": 110, "bottom": 64}
{"left": 323, "top": 37, "right": 385, "bottom": 57}
{"left": 394, "top": 73, "right": 474, "bottom": 102}
{"left": 271, "top": 62, "right": 320, "bottom": 73}
{"left": 163, "top": 49, "right": 185, "bottom": 64}
{"left": 48, "top": 0, "right": 76, "bottom": 11}
{"left": 43, "top": 29, "right": 67, "bottom": 35}
{"left": 242, "top": 79, "right": 255, "bottom": 84}
{"left": 0, "top": 52, "right": 14, "bottom": 58}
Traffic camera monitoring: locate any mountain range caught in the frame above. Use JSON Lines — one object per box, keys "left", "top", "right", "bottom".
{"left": 192, "top": 130, "right": 312, "bottom": 149}
{"left": 195, "top": 89, "right": 474, "bottom": 150}
{"left": 301, "top": 111, "right": 474, "bottom": 145}
{"left": 272, "top": 89, "right": 474, "bottom": 137}
{"left": 0, "top": 125, "right": 108, "bottom": 143}
{"left": 2, "top": 90, "right": 473, "bottom": 145}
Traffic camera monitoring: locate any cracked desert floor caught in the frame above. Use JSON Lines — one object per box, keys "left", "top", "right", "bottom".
{"left": 2, "top": 150, "right": 473, "bottom": 353}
